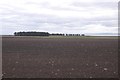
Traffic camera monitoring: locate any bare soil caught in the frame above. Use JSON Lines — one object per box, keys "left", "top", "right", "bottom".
{"left": 2, "top": 36, "right": 118, "bottom": 78}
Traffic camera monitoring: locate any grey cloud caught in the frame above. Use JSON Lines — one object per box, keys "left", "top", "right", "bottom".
{"left": 1, "top": 11, "right": 117, "bottom": 31}
{"left": 1, "top": 0, "right": 118, "bottom": 35}
{"left": 24, "top": 1, "right": 84, "bottom": 11}
{"left": 71, "top": 2, "right": 117, "bottom": 9}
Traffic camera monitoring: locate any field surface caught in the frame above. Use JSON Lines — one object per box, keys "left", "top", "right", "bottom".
{"left": 2, "top": 36, "right": 118, "bottom": 78}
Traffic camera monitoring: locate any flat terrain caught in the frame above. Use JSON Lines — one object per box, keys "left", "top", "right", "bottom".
{"left": 2, "top": 36, "right": 118, "bottom": 78}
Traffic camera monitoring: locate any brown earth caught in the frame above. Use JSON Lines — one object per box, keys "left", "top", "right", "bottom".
{"left": 2, "top": 36, "right": 118, "bottom": 78}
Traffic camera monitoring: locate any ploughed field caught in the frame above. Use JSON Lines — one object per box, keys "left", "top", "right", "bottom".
{"left": 2, "top": 36, "right": 118, "bottom": 78}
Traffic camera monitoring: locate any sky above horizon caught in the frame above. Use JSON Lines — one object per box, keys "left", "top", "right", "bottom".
{"left": 0, "top": 0, "right": 119, "bottom": 36}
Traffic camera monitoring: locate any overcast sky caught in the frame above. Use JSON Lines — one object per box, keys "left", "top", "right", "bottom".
{"left": 0, "top": 0, "right": 118, "bottom": 35}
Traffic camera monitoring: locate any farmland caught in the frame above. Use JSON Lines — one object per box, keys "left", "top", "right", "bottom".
{"left": 2, "top": 36, "right": 118, "bottom": 78}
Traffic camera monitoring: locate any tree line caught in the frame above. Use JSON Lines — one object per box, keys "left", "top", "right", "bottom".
{"left": 14, "top": 32, "right": 85, "bottom": 36}
{"left": 14, "top": 32, "right": 49, "bottom": 36}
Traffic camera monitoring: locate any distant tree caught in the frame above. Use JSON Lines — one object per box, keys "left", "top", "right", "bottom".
{"left": 14, "top": 32, "right": 49, "bottom": 36}
{"left": 76, "top": 34, "right": 78, "bottom": 36}
{"left": 14, "top": 32, "right": 17, "bottom": 36}
{"left": 81, "top": 34, "right": 85, "bottom": 36}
